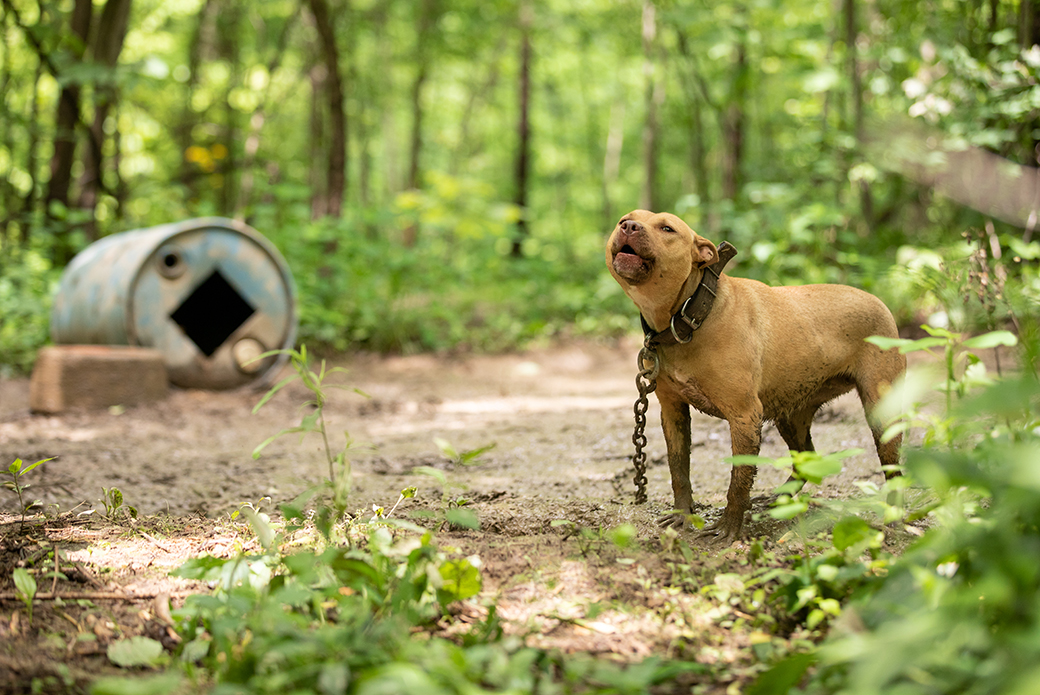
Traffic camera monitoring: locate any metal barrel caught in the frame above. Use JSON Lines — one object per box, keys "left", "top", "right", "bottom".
{"left": 51, "top": 217, "right": 297, "bottom": 390}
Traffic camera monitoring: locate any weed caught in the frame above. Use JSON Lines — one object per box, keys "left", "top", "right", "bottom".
{"left": 12, "top": 567, "right": 37, "bottom": 625}
{"left": 4, "top": 457, "right": 54, "bottom": 528}
{"left": 251, "top": 345, "right": 366, "bottom": 539}
{"left": 100, "top": 486, "right": 138, "bottom": 522}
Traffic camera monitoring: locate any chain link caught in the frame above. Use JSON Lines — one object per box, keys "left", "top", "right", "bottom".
{"left": 631, "top": 342, "right": 659, "bottom": 505}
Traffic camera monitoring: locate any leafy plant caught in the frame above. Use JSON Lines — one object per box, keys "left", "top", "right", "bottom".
{"left": 434, "top": 436, "right": 497, "bottom": 466}
{"left": 747, "top": 326, "right": 1040, "bottom": 694}
{"left": 12, "top": 567, "right": 37, "bottom": 625}
{"left": 251, "top": 345, "right": 366, "bottom": 538}
{"left": 100, "top": 486, "right": 138, "bottom": 522}
{"left": 4, "top": 457, "right": 54, "bottom": 527}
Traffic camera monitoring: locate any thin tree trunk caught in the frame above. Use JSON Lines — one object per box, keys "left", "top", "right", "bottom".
{"left": 77, "top": 0, "right": 132, "bottom": 241}
{"left": 307, "top": 0, "right": 347, "bottom": 219}
{"left": 511, "top": 0, "right": 532, "bottom": 258}
{"left": 1, "top": 11, "right": 14, "bottom": 237}
{"left": 45, "top": 0, "right": 92, "bottom": 263}
{"left": 721, "top": 36, "right": 746, "bottom": 201}
{"left": 845, "top": 0, "right": 872, "bottom": 228}
{"left": 640, "top": 1, "right": 660, "bottom": 212}
{"left": 309, "top": 64, "right": 328, "bottom": 220}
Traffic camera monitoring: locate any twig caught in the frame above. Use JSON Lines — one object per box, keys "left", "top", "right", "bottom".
{"left": 0, "top": 589, "right": 201, "bottom": 602}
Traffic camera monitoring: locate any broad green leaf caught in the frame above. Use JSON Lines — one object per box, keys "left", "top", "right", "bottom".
{"left": 437, "top": 558, "right": 482, "bottom": 603}
{"left": 962, "top": 330, "right": 1017, "bottom": 350}
{"left": 413, "top": 465, "right": 447, "bottom": 487}
{"left": 13, "top": 567, "right": 36, "bottom": 601}
{"left": 832, "top": 515, "right": 874, "bottom": 551}
{"left": 106, "top": 636, "right": 164, "bottom": 668}
{"left": 90, "top": 672, "right": 181, "bottom": 695}
{"left": 445, "top": 507, "right": 480, "bottom": 530}
{"left": 746, "top": 651, "right": 816, "bottom": 695}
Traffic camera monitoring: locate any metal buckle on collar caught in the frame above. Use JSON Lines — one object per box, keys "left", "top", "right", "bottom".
{"left": 669, "top": 296, "right": 699, "bottom": 344}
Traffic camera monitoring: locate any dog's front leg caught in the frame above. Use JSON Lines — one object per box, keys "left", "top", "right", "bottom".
{"left": 657, "top": 392, "right": 693, "bottom": 528}
{"left": 699, "top": 406, "right": 762, "bottom": 544}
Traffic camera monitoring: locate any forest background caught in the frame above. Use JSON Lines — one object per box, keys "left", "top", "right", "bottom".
{"left": 2, "top": 0, "right": 1040, "bottom": 372}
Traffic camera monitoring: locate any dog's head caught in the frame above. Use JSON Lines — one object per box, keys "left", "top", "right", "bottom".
{"left": 606, "top": 210, "right": 719, "bottom": 326}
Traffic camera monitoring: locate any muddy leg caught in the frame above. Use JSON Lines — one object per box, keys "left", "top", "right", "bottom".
{"left": 856, "top": 354, "right": 905, "bottom": 479}
{"left": 657, "top": 393, "right": 693, "bottom": 528}
{"left": 699, "top": 404, "right": 763, "bottom": 544}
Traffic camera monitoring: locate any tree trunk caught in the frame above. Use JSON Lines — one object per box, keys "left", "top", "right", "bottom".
{"left": 45, "top": 0, "right": 92, "bottom": 263}
{"left": 845, "top": 0, "right": 872, "bottom": 228}
{"left": 511, "top": 0, "right": 532, "bottom": 258}
{"left": 307, "top": 0, "right": 347, "bottom": 219}
{"left": 640, "top": 1, "right": 660, "bottom": 212}
{"left": 77, "top": 0, "right": 132, "bottom": 241}
{"left": 309, "top": 64, "right": 328, "bottom": 220}
{"left": 721, "top": 36, "right": 746, "bottom": 201}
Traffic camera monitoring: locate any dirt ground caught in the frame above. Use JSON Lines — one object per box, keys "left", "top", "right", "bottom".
{"left": 0, "top": 338, "right": 891, "bottom": 522}
{"left": 0, "top": 338, "right": 902, "bottom": 692}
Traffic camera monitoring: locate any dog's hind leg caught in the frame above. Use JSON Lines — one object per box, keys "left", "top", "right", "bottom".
{"left": 855, "top": 355, "right": 905, "bottom": 479}
{"left": 775, "top": 406, "right": 818, "bottom": 453}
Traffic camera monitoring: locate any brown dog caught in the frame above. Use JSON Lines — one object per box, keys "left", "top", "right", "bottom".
{"left": 607, "top": 210, "right": 904, "bottom": 543}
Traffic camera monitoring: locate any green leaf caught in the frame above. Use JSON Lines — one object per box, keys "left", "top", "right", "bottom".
{"left": 413, "top": 465, "right": 447, "bottom": 487}
{"left": 437, "top": 558, "right": 482, "bottom": 603}
{"left": 459, "top": 443, "right": 496, "bottom": 465}
{"left": 13, "top": 567, "right": 37, "bottom": 601}
{"left": 8, "top": 458, "right": 22, "bottom": 474}
{"left": 90, "top": 672, "right": 182, "bottom": 695}
{"left": 961, "top": 330, "right": 1017, "bottom": 350}
{"left": 18, "top": 457, "right": 53, "bottom": 476}
{"left": 251, "top": 372, "right": 299, "bottom": 414}
{"left": 107, "top": 636, "right": 165, "bottom": 668}
{"left": 794, "top": 454, "right": 849, "bottom": 484}
{"left": 445, "top": 507, "right": 480, "bottom": 530}
{"left": 607, "top": 523, "right": 637, "bottom": 548}
{"left": 832, "top": 516, "right": 874, "bottom": 551}
{"left": 433, "top": 437, "right": 458, "bottom": 461}
{"left": 746, "top": 650, "right": 816, "bottom": 695}
{"left": 770, "top": 500, "right": 809, "bottom": 520}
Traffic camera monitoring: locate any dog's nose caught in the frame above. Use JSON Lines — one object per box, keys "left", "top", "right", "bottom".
{"left": 620, "top": 219, "right": 644, "bottom": 236}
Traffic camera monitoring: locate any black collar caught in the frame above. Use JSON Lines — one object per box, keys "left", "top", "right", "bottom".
{"left": 641, "top": 241, "right": 738, "bottom": 346}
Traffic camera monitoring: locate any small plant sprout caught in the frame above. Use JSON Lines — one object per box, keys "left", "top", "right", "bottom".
{"left": 433, "top": 437, "right": 496, "bottom": 466}
{"left": 250, "top": 345, "right": 367, "bottom": 533}
{"left": 12, "top": 567, "right": 37, "bottom": 625}
{"left": 4, "top": 457, "right": 54, "bottom": 527}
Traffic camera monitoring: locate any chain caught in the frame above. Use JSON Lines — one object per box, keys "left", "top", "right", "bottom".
{"left": 631, "top": 341, "right": 659, "bottom": 505}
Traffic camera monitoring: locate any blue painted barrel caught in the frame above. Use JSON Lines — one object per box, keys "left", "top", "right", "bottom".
{"left": 51, "top": 217, "right": 296, "bottom": 389}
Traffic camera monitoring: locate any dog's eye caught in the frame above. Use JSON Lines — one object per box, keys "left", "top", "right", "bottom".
{"left": 662, "top": 225, "right": 675, "bottom": 234}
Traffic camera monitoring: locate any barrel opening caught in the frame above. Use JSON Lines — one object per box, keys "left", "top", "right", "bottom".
{"left": 170, "top": 269, "right": 255, "bottom": 357}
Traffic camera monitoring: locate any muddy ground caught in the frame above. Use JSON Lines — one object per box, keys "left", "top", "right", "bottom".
{"left": 0, "top": 338, "right": 905, "bottom": 692}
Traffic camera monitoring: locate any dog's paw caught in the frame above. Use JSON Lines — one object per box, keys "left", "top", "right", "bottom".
{"left": 657, "top": 511, "right": 689, "bottom": 529}
{"left": 694, "top": 513, "right": 745, "bottom": 546}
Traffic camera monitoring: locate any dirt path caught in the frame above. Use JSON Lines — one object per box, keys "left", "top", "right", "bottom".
{"left": 0, "top": 339, "right": 911, "bottom": 691}
{"left": 0, "top": 339, "right": 888, "bottom": 531}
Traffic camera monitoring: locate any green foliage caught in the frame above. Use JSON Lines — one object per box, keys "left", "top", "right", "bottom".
{"left": 12, "top": 567, "right": 37, "bottom": 625}
{"left": 4, "top": 457, "right": 54, "bottom": 527}
{"left": 100, "top": 486, "right": 138, "bottom": 522}
{"left": 0, "top": 249, "right": 58, "bottom": 377}
{"left": 252, "top": 345, "right": 364, "bottom": 534}
{"left": 745, "top": 328, "right": 1040, "bottom": 694}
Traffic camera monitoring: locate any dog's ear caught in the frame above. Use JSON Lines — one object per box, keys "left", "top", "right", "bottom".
{"left": 692, "top": 234, "right": 719, "bottom": 269}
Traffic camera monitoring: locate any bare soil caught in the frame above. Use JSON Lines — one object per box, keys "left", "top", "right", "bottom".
{"left": 0, "top": 339, "right": 896, "bottom": 692}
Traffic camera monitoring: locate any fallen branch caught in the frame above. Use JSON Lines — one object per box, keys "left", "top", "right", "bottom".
{"left": 0, "top": 589, "right": 201, "bottom": 602}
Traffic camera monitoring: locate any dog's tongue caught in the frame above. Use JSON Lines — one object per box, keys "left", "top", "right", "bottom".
{"left": 613, "top": 251, "right": 647, "bottom": 278}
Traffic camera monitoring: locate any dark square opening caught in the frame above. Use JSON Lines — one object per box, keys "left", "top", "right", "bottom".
{"left": 170, "top": 269, "right": 256, "bottom": 357}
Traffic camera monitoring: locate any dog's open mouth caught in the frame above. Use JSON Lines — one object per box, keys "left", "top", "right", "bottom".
{"left": 612, "top": 245, "right": 652, "bottom": 282}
